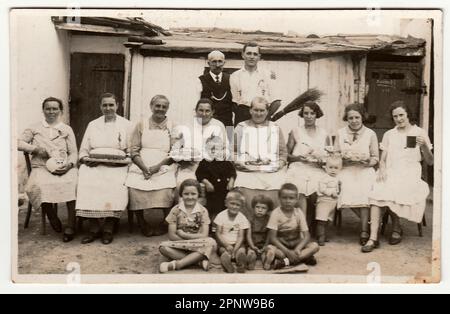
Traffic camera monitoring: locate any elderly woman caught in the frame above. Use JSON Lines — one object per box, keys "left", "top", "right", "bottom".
{"left": 125, "top": 95, "right": 178, "bottom": 237}
{"left": 362, "top": 101, "right": 433, "bottom": 252}
{"left": 286, "top": 102, "right": 329, "bottom": 215}
{"left": 18, "top": 97, "right": 78, "bottom": 242}
{"left": 334, "top": 103, "right": 379, "bottom": 247}
{"left": 233, "top": 96, "right": 288, "bottom": 218}
{"left": 76, "top": 93, "right": 132, "bottom": 245}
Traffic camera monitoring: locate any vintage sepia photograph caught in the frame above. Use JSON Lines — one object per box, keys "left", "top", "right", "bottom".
{"left": 10, "top": 8, "right": 442, "bottom": 284}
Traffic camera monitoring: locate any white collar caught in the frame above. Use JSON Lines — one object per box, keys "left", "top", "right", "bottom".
{"left": 42, "top": 119, "right": 63, "bottom": 129}
{"left": 242, "top": 66, "right": 259, "bottom": 74}
{"left": 179, "top": 200, "right": 203, "bottom": 214}
{"left": 209, "top": 71, "right": 223, "bottom": 81}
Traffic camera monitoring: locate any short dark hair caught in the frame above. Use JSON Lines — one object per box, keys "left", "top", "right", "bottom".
{"left": 389, "top": 100, "right": 415, "bottom": 124}
{"left": 195, "top": 98, "right": 215, "bottom": 112}
{"left": 242, "top": 42, "right": 261, "bottom": 54}
{"left": 343, "top": 103, "right": 366, "bottom": 122}
{"left": 299, "top": 101, "right": 324, "bottom": 119}
{"left": 100, "top": 93, "right": 117, "bottom": 103}
{"left": 42, "top": 97, "right": 63, "bottom": 110}
{"left": 251, "top": 194, "right": 274, "bottom": 212}
{"left": 179, "top": 179, "right": 202, "bottom": 197}
{"left": 278, "top": 183, "right": 298, "bottom": 197}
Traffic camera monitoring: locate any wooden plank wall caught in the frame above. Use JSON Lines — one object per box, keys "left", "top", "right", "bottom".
{"left": 309, "top": 55, "right": 356, "bottom": 136}
{"left": 129, "top": 53, "right": 364, "bottom": 139}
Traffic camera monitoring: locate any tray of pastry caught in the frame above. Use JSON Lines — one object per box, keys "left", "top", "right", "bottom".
{"left": 83, "top": 157, "right": 132, "bottom": 165}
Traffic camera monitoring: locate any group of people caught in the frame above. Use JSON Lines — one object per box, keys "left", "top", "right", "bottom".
{"left": 18, "top": 42, "right": 433, "bottom": 273}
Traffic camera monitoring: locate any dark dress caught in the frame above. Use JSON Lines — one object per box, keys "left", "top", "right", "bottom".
{"left": 195, "top": 159, "right": 237, "bottom": 220}
{"left": 199, "top": 73, "right": 234, "bottom": 127}
{"left": 250, "top": 214, "right": 270, "bottom": 249}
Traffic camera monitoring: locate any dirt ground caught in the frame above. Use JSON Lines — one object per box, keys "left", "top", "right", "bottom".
{"left": 16, "top": 199, "right": 435, "bottom": 283}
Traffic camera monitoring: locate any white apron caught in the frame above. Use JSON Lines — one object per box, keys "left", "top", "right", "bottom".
{"left": 125, "top": 120, "right": 177, "bottom": 191}
{"left": 234, "top": 122, "right": 286, "bottom": 190}
{"left": 337, "top": 127, "right": 376, "bottom": 208}
{"left": 76, "top": 120, "right": 130, "bottom": 212}
{"left": 286, "top": 126, "right": 328, "bottom": 196}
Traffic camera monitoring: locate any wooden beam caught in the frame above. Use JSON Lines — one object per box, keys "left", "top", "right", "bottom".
{"left": 54, "top": 23, "right": 146, "bottom": 37}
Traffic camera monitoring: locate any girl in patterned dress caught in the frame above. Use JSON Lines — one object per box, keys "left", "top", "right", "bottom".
{"left": 159, "top": 179, "right": 217, "bottom": 273}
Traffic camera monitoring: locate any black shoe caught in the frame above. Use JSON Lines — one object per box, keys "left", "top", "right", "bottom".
{"left": 317, "top": 236, "right": 326, "bottom": 247}
{"left": 304, "top": 256, "right": 317, "bottom": 266}
{"left": 63, "top": 228, "right": 75, "bottom": 243}
{"left": 81, "top": 232, "right": 101, "bottom": 244}
{"left": 389, "top": 229, "right": 403, "bottom": 245}
{"left": 360, "top": 231, "right": 370, "bottom": 246}
{"left": 361, "top": 240, "right": 380, "bottom": 253}
{"left": 48, "top": 218, "right": 63, "bottom": 233}
{"left": 101, "top": 232, "right": 114, "bottom": 245}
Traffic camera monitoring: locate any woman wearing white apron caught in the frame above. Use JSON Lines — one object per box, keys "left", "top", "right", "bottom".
{"left": 172, "top": 99, "right": 229, "bottom": 190}
{"left": 334, "top": 103, "right": 379, "bottom": 246}
{"left": 234, "top": 96, "right": 288, "bottom": 219}
{"left": 286, "top": 102, "right": 329, "bottom": 217}
{"left": 362, "top": 101, "right": 433, "bottom": 252}
{"left": 126, "top": 95, "right": 177, "bottom": 237}
{"left": 76, "top": 93, "right": 132, "bottom": 245}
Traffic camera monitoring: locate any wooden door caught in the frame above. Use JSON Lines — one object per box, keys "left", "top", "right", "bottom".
{"left": 69, "top": 53, "right": 125, "bottom": 147}
{"left": 365, "top": 61, "right": 423, "bottom": 142}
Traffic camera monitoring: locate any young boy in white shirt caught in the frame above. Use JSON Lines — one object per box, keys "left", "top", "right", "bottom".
{"left": 214, "top": 190, "right": 250, "bottom": 273}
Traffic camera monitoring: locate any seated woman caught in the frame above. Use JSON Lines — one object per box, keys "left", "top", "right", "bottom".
{"left": 233, "top": 96, "right": 288, "bottom": 218}
{"left": 334, "top": 103, "right": 379, "bottom": 247}
{"left": 362, "top": 101, "right": 433, "bottom": 252}
{"left": 285, "top": 101, "right": 329, "bottom": 218}
{"left": 159, "top": 179, "right": 217, "bottom": 273}
{"left": 18, "top": 97, "right": 78, "bottom": 242}
{"left": 125, "top": 95, "right": 178, "bottom": 237}
{"left": 172, "top": 98, "right": 229, "bottom": 190}
{"left": 76, "top": 93, "right": 132, "bottom": 245}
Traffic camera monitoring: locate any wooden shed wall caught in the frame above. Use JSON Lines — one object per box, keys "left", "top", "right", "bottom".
{"left": 129, "top": 53, "right": 364, "bottom": 138}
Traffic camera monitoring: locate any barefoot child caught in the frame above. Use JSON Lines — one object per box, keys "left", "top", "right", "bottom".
{"left": 159, "top": 179, "right": 217, "bottom": 273}
{"left": 214, "top": 190, "right": 250, "bottom": 273}
{"left": 266, "top": 183, "right": 320, "bottom": 270}
{"left": 246, "top": 195, "right": 274, "bottom": 270}
{"left": 315, "top": 155, "right": 343, "bottom": 246}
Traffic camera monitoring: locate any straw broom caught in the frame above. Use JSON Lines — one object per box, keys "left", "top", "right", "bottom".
{"left": 270, "top": 88, "right": 324, "bottom": 121}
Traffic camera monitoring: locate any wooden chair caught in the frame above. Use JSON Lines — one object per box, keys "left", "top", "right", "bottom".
{"left": 333, "top": 209, "right": 343, "bottom": 229}
{"left": 24, "top": 152, "right": 134, "bottom": 235}
{"left": 334, "top": 207, "right": 427, "bottom": 237}
{"left": 23, "top": 152, "right": 54, "bottom": 235}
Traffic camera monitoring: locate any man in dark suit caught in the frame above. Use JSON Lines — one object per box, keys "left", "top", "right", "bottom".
{"left": 197, "top": 50, "right": 234, "bottom": 128}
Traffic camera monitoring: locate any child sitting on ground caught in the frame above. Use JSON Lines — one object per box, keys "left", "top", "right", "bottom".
{"left": 315, "top": 155, "right": 343, "bottom": 246}
{"left": 265, "top": 183, "right": 320, "bottom": 270}
{"left": 214, "top": 190, "right": 250, "bottom": 273}
{"left": 246, "top": 194, "right": 274, "bottom": 270}
{"left": 159, "top": 179, "right": 216, "bottom": 273}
